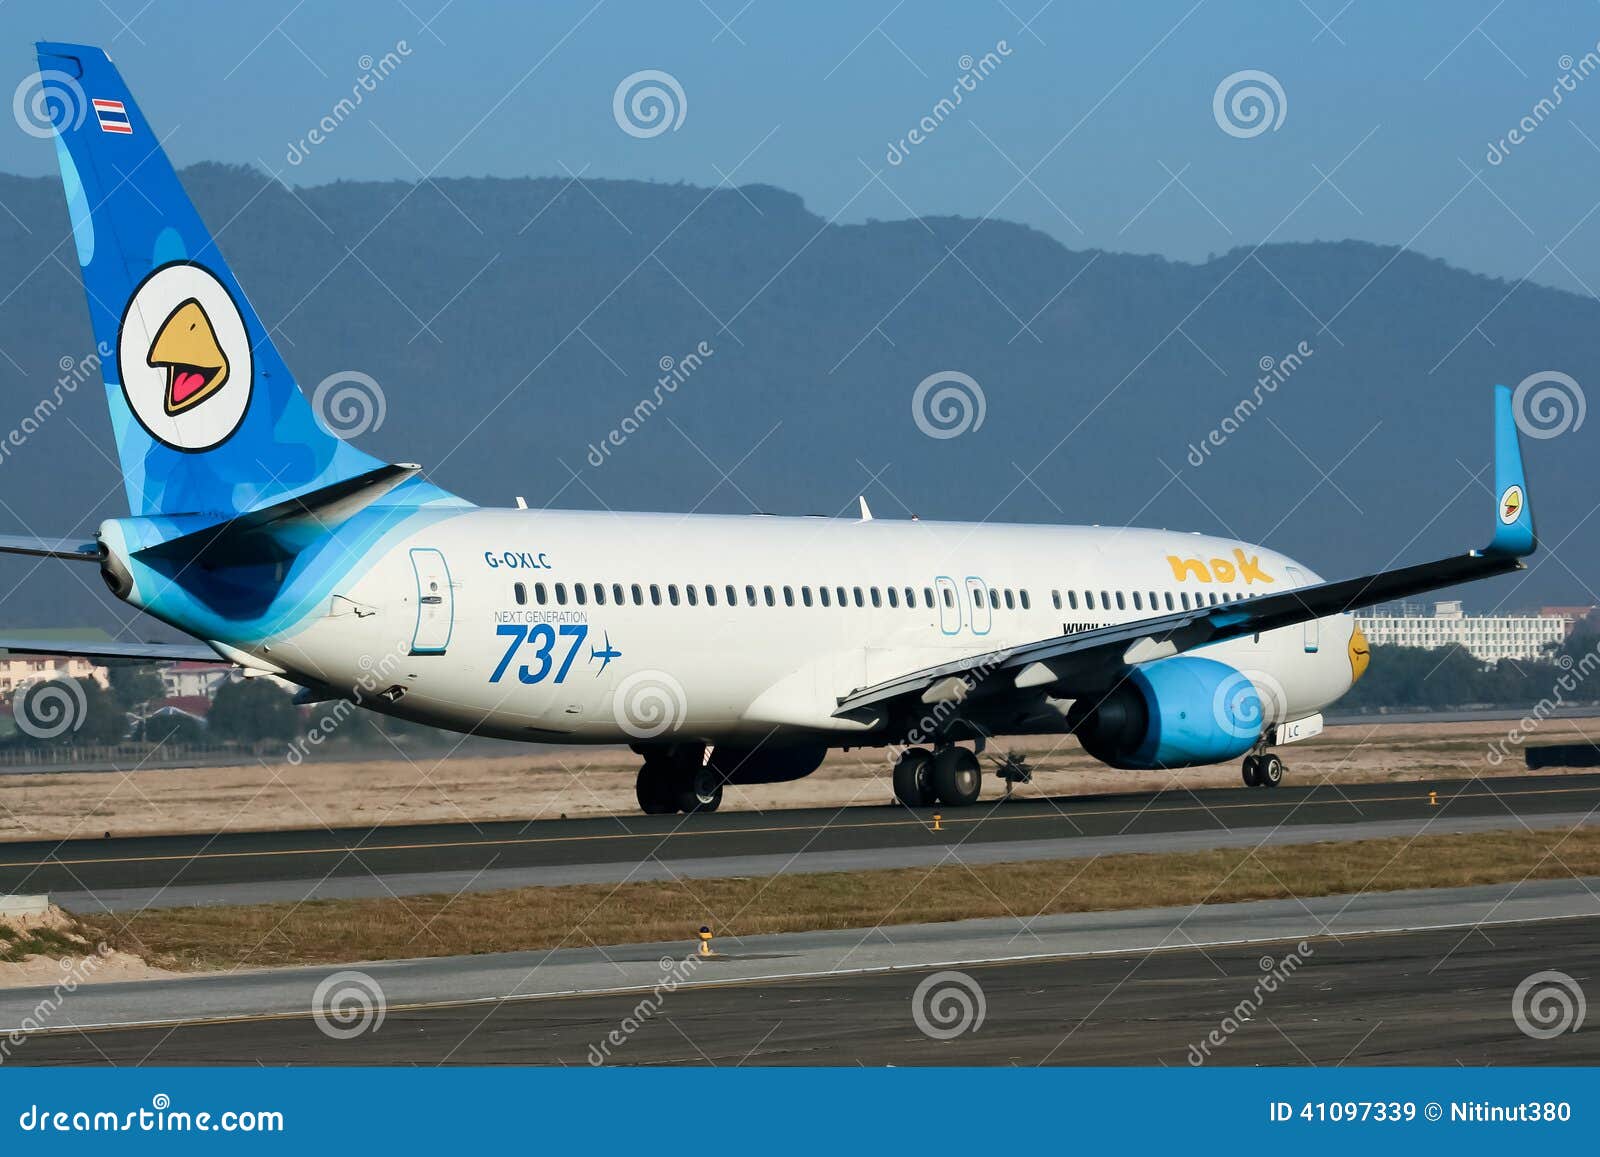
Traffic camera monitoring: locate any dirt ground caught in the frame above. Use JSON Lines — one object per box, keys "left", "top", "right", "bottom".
{"left": 0, "top": 904, "right": 177, "bottom": 988}
{"left": 0, "top": 716, "right": 1594, "bottom": 843}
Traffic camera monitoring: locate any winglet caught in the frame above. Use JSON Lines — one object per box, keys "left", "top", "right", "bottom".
{"left": 1485, "top": 384, "right": 1536, "bottom": 558}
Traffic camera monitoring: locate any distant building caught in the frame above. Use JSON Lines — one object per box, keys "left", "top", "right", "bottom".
{"left": 160, "top": 661, "right": 241, "bottom": 699}
{"left": 1539, "top": 605, "right": 1597, "bottom": 638}
{"left": 1356, "top": 600, "right": 1569, "bottom": 662}
{"left": 0, "top": 655, "right": 108, "bottom": 693}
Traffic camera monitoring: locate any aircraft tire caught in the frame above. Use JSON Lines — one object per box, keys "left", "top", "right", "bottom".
{"left": 636, "top": 760, "right": 680, "bottom": 814}
{"left": 931, "top": 746, "right": 982, "bottom": 806}
{"left": 893, "top": 748, "right": 936, "bottom": 807}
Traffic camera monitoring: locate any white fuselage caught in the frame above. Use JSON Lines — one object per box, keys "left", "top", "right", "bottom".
{"left": 243, "top": 509, "right": 1360, "bottom": 751}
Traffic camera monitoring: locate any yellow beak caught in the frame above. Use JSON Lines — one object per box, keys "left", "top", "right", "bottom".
{"left": 148, "top": 298, "right": 229, "bottom": 416}
{"left": 1348, "top": 623, "right": 1370, "bottom": 683}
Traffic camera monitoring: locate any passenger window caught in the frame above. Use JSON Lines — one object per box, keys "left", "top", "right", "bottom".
{"left": 854, "top": 587, "right": 864, "bottom": 607}
{"left": 685, "top": 585, "right": 698, "bottom": 606}
{"left": 761, "top": 585, "right": 774, "bottom": 606}
{"left": 574, "top": 584, "right": 587, "bottom": 606}
{"left": 613, "top": 583, "right": 625, "bottom": 604}
{"left": 942, "top": 588, "right": 954, "bottom": 608}
{"left": 1020, "top": 590, "right": 1030, "bottom": 610}
{"left": 1101, "top": 590, "right": 1111, "bottom": 609}
{"left": 1179, "top": 591, "right": 1190, "bottom": 610}
{"left": 1068, "top": 590, "right": 1078, "bottom": 610}
{"left": 725, "top": 584, "right": 737, "bottom": 605}
{"left": 904, "top": 587, "right": 916, "bottom": 607}
{"left": 870, "top": 588, "right": 882, "bottom": 608}
{"left": 513, "top": 583, "right": 526, "bottom": 606}
{"left": 802, "top": 586, "right": 813, "bottom": 607}
{"left": 783, "top": 586, "right": 795, "bottom": 607}
{"left": 1164, "top": 592, "right": 1174, "bottom": 611}
{"left": 631, "top": 583, "right": 643, "bottom": 605}
{"left": 989, "top": 589, "right": 1000, "bottom": 610}
{"left": 705, "top": 585, "right": 717, "bottom": 606}
{"left": 1052, "top": 590, "right": 1062, "bottom": 610}
{"left": 1085, "top": 591, "right": 1095, "bottom": 610}
{"left": 819, "top": 586, "right": 831, "bottom": 607}
{"left": 746, "top": 584, "right": 757, "bottom": 606}
{"left": 1132, "top": 592, "right": 1142, "bottom": 611}
{"left": 668, "top": 584, "right": 680, "bottom": 606}
{"left": 593, "top": 583, "right": 605, "bottom": 605}
{"left": 923, "top": 587, "right": 934, "bottom": 608}
{"left": 555, "top": 583, "right": 568, "bottom": 606}
{"left": 649, "top": 584, "right": 661, "bottom": 606}
{"left": 887, "top": 587, "right": 899, "bottom": 608}
{"left": 1115, "top": 591, "right": 1125, "bottom": 611}
{"left": 535, "top": 582, "right": 548, "bottom": 605}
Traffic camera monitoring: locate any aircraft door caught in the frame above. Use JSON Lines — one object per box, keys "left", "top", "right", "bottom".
{"left": 1286, "top": 566, "right": 1318, "bottom": 653}
{"left": 964, "top": 576, "right": 992, "bottom": 636}
{"left": 934, "top": 576, "right": 961, "bottom": 635}
{"left": 410, "top": 547, "right": 454, "bottom": 654}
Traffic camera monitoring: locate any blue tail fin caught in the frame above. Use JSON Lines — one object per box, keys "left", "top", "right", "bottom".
{"left": 35, "top": 42, "right": 383, "bottom": 518}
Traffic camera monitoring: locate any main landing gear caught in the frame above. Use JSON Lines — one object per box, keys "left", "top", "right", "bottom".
{"left": 893, "top": 745, "right": 982, "bottom": 808}
{"left": 636, "top": 746, "right": 722, "bottom": 815}
{"left": 1241, "top": 751, "right": 1285, "bottom": 788}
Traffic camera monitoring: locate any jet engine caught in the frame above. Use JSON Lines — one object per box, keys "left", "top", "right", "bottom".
{"left": 1068, "top": 656, "right": 1265, "bottom": 770}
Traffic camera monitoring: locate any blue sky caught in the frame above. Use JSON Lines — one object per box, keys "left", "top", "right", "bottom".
{"left": 3, "top": 1, "right": 1600, "bottom": 291}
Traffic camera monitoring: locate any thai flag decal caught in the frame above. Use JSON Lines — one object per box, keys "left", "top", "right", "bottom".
{"left": 92, "top": 99, "right": 132, "bottom": 134}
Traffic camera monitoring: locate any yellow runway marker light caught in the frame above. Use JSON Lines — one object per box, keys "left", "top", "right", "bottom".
{"left": 697, "top": 925, "right": 714, "bottom": 956}
{"left": 932, "top": 813, "right": 943, "bottom": 832}
{"left": 1429, "top": 791, "right": 1438, "bottom": 807}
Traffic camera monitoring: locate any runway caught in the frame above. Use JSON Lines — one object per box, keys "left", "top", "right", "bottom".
{"left": 5, "top": 877, "right": 1598, "bottom": 1064}
{"left": 4, "top": 773, "right": 1600, "bottom": 911}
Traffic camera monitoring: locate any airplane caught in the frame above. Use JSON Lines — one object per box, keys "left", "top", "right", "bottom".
{"left": 0, "top": 43, "right": 1539, "bottom": 816}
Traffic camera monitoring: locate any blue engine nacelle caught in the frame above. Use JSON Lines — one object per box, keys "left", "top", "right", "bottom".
{"left": 1067, "top": 656, "right": 1264, "bottom": 770}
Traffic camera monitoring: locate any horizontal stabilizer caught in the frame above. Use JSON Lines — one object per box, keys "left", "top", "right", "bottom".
{"left": 134, "top": 462, "right": 421, "bottom": 565}
{"left": 0, "top": 535, "right": 99, "bottom": 562}
{"left": 0, "top": 636, "right": 222, "bottom": 663}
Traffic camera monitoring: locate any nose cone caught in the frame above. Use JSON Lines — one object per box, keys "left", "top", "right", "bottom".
{"left": 1348, "top": 623, "right": 1370, "bottom": 683}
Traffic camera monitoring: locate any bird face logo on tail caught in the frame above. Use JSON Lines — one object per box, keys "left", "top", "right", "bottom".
{"left": 117, "top": 261, "right": 253, "bottom": 451}
{"left": 148, "top": 298, "right": 229, "bottom": 415}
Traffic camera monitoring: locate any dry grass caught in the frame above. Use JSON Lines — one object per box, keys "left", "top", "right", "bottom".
{"left": 87, "top": 827, "right": 1600, "bottom": 972}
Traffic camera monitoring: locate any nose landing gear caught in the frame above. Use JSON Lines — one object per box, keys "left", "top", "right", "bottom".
{"left": 1242, "top": 751, "right": 1285, "bottom": 788}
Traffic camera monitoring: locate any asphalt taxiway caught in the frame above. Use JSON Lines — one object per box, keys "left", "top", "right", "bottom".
{"left": 3, "top": 773, "right": 1599, "bottom": 911}
{"left": 4, "top": 877, "right": 1597, "bottom": 1064}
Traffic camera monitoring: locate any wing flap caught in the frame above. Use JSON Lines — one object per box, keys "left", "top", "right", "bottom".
{"left": 0, "top": 636, "right": 224, "bottom": 662}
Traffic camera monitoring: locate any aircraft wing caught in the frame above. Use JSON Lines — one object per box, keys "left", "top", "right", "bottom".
{"left": 835, "top": 385, "right": 1536, "bottom": 719}
{"left": 0, "top": 637, "right": 224, "bottom": 663}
